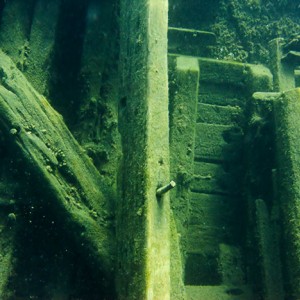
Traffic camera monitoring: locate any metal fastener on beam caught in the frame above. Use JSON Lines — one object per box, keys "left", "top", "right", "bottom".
{"left": 156, "top": 181, "right": 176, "bottom": 197}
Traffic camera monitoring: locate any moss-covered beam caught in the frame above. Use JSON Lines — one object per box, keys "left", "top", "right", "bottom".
{"left": 274, "top": 88, "right": 300, "bottom": 297}
{"left": 169, "top": 55, "right": 199, "bottom": 251}
{"left": 255, "top": 198, "right": 284, "bottom": 300}
{"left": 169, "top": 56, "right": 199, "bottom": 299}
{"left": 168, "top": 27, "right": 216, "bottom": 57}
{"left": 269, "top": 38, "right": 296, "bottom": 92}
{"left": 0, "top": 50, "right": 114, "bottom": 282}
{"left": 24, "top": 0, "right": 61, "bottom": 95}
{"left": 118, "top": 0, "right": 170, "bottom": 298}
{"left": 0, "top": 0, "right": 36, "bottom": 64}
{"left": 80, "top": 0, "right": 116, "bottom": 99}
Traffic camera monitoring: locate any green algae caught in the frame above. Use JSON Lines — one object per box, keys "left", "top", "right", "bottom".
{"left": 0, "top": 0, "right": 299, "bottom": 299}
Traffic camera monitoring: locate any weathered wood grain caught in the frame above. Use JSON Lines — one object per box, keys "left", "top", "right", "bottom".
{"left": 0, "top": 50, "right": 114, "bottom": 279}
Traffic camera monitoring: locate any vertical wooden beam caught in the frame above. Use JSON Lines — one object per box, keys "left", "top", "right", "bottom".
{"left": 0, "top": 0, "right": 36, "bottom": 64}
{"left": 25, "top": 0, "right": 61, "bottom": 95}
{"left": 168, "top": 56, "right": 199, "bottom": 299}
{"left": 118, "top": 0, "right": 170, "bottom": 299}
{"left": 248, "top": 92, "right": 284, "bottom": 299}
{"left": 274, "top": 88, "right": 300, "bottom": 298}
{"left": 80, "top": 1, "right": 115, "bottom": 98}
{"left": 255, "top": 198, "right": 284, "bottom": 300}
{"left": 269, "top": 39, "right": 295, "bottom": 92}
{"left": 169, "top": 56, "right": 199, "bottom": 237}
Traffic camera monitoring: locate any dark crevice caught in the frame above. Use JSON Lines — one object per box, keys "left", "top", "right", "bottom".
{"left": 49, "top": 0, "right": 89, "bottom": 128}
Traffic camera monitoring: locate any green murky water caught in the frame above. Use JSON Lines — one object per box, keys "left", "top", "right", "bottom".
{"left": 0, "top": 0, "right": 299, "bottom": 299}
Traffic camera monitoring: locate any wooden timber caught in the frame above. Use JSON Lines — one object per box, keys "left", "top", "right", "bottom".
{"left": 0, "top": 50, "right": 114, "bottom": 281}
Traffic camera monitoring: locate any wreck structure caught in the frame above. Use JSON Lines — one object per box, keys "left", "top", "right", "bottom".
{"left": 0, "top": 0, "right": 300, "bottom": 299}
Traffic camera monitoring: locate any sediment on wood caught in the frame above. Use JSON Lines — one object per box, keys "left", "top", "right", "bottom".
{"left": 0, "top": 50, "right": 114, "bottom": 281}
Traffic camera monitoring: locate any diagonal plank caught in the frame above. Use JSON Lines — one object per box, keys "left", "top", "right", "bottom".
{"left": 0, "top": 50, "right": 114, "bottom": 279}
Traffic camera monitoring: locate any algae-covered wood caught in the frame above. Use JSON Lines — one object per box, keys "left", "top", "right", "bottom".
{"left": 118, "top": 0, "right": 171, "bottom": 299}
{"left": 0, "top": 50, "right": 113, "bottom": 279}
{"left": 274, "top": 88, "right": 300, "bottom": 298}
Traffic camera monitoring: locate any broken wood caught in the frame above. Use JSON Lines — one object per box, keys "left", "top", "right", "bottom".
{"left": 0, "top": 50, "right": 114, "bottom": 280}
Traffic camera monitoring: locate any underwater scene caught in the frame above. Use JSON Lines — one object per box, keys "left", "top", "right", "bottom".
{"left": 0, "top": 0, "right": 299, "bottom": 299}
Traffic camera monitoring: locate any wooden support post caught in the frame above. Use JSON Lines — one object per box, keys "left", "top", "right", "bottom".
{"left": 169, "top": 56, "right": 199, "bottom": 236}
{"left": 269, "top": 38, "right": 295, "bottom": 92}
{"left": 168, "top": 56, "right": 199, "bottom": 299}
{"left": 255, "top": 198, "right": 284, "bottom": 300}
{"left": 118, "top": 0, "right": 170, "bottom": 299}
{"left": 0, "top": 0, "right": 36, "bottom": 64}
{"left": 24, "top": 0, "right": 61, "bottom": 95}
{"left": 274, "top": 88, "right": 300, "bottom": 298}
{"left": 80, "top": 1, "right": 115, "bottom": 98}
{"left": 0, "top": 50, "right": 114, "bottom": 281}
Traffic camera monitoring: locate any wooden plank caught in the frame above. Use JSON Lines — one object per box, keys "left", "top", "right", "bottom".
{"left": 168, "top": 27, "right": 216, "bottom": 56}
{"left": 197, "top": 103, "right": 242, "bottom": 125}
{"left": 169, "top": 55, "right": 199, "bottom": 251}
{"left": 186, "top": 224, "right": 232, "bottom": 254}
{"left": 118, "top": 0, "right": 171, "bottom": 298}
{"left": 274, "top": 88, "right": 300, "bottom": 296}
{"left": 189, "top": 193, "right": 233, "bottom": 226}
{"left": 192, "top": 162, "right": 229, "bottom": 195}
{"left": 186, "top": 285, "right": 253, "bottom": 300}
{"left": 0, "top": 50, "right": 113, "bottom": 280}
{"left": 24, "top": 0, "right": 61, "bottom": 95}
{"left": 0, "top": 0, "right": 35, "bottom": 64}
{"left": 194, "top": 123, "right": 233, "bottom": 162}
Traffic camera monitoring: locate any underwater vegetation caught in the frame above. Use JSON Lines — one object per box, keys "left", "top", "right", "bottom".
{"left": 0, "top": 0, "right": 299, "bottom": 299}
{"left": 169, "top": 0, "right": 300, "bottom": 64}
